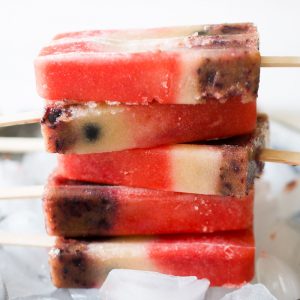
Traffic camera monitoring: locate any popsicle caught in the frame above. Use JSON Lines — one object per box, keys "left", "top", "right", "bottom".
{"left": 41, "top": 98, "right": 256, "bottom": 154}
{"left": 57, "top": 114, "right": 268, "bottom": 196}
{"left": 35, "top": 23, "right": 260, "bottom": 104}
{"left": 49, "top": 229, "right": 255, "bottom": 288}
{"left": 44, "top": 174, "right": 254, "bottom": 237}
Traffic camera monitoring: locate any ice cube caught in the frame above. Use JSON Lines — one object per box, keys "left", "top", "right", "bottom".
{"left": 219, "top": 284, "right": 277, "bottom": 300}
{"left": 69, "top": 289, "right": 101, "bottom": 300}
{"left": 205, "top": 287, "right": 236, "bottom": 300}
{"left": 256, "top": 254, "right": 300, "bottom": 300}
{"left": 99, "top": 269, "right": 210, "bottom": 300}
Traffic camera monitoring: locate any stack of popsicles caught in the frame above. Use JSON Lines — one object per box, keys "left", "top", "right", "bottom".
{"left": 35, "top": 23, "right": 267, "bottom": 288}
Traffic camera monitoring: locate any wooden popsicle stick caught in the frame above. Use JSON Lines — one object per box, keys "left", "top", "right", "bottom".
{"left": 0, "top": 111, "right": 41, "bottom": 128}
{"left": 261, "top": 56, "right": 300, "bottom": 67}
{"left": 0, "top": 137, "right": 44, "bottom": 153}
{"left": 259, "top": 148, "right": 300, "bottom": 165}
{"left": 0, "top": 185, "right": 44, "bottom": 200}
{"left": 0, "top": 231, "right": 54, "bottom": 247}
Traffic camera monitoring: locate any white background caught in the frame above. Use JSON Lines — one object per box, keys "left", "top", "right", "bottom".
{"left": 0, "top": 0, "right": 300, "bottom": 115}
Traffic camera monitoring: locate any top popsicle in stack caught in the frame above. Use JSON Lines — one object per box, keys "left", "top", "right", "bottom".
{"left": 35, "top": 23, "right": 264, "bottom": 287}
{"left": 36, "top": 22, "right": 260, "bottom": 154}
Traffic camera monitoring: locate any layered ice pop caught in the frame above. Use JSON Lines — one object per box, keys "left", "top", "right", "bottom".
{"left": 41, "top": 98, "right": 256, "bottom": 154}
{"left": 44, "top": 174, "right": 254, "bottom": 237}
{"left": 35, "top": 23, "right": 260, "bottom": 104}
{"left": 49, "top": 229, "right": 255, "bottom": 288}
{"left": 57, "top": 115, "right": 268, "bottom": 196}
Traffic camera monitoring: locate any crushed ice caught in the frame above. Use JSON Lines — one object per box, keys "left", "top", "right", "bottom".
{"left": 99, "top": 269, "right": 210, "bottom": 300}
{"left": 219, "top": 284, "right": 277, "bottom": 300}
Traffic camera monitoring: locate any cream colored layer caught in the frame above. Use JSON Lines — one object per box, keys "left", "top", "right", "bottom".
{"left": 88, "top": 238, "right": 155, "bottom": 271}
{"left": 177, "top": 49, "right": 229, "bottom": 104}
{"left": 44, "top": 26, "right": 207, "bottom": 57}
{"left": 176, "top": 50, "right": 203, "bottom": 104}
{"left": 66, "top": 103, "right": 135, "bottom": 154}
{"left": 51, "top": 25, "right": 204, "bottom": 44}
{"left": 170, "top": 144, "right": 223, "bottom": 195}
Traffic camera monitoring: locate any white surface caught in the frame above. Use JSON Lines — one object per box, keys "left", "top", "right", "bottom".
{"left": 0, "top": 0, "right": 300, "bottom": 114}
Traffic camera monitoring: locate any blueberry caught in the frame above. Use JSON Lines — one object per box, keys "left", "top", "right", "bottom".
{"left": 48, "top": 108, "right": 62, "bottom": 124}
{"left": 41, "top": 107, "right": 63, "bottom": 128}
{"left": 83, "top": 123, "right": 101, "bottom": 142}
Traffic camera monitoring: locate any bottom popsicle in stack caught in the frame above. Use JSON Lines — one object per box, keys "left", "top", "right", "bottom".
{"left": 49, "top": 230, "right": 255, "bottom": 288}
{"left": 43, "top": 115, "right": 268, "bottom": 287}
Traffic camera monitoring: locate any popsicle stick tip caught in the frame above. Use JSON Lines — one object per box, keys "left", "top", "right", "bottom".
{"left": 261, "top": 56, "right": 300, "bottom": 67}
{"left": 0, "top": 111, "right": 41, "bottom": 128}
{"left": 0, "top": 185, "right": 44, "bottom": 200}
{"left": 0, "top": 232, "right": 54, "bottom": 248}
{"left": 259, "top": 148, "right": 300, "bottom": 165}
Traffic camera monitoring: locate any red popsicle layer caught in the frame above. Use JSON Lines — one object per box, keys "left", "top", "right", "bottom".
{"left": 57, "top": 115, "right": 268, "bottom": 196}
{"left": 35, "top": 23, "right": 260, "bottom": 104}
{"left": 44, "top": 174, "right": 254, "bottom": 237}
{"left": 41, "top": 98, "right": 256, "bottom": 154}
{"left": 49, "top": 229, "right": 255, "bottom": 288}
